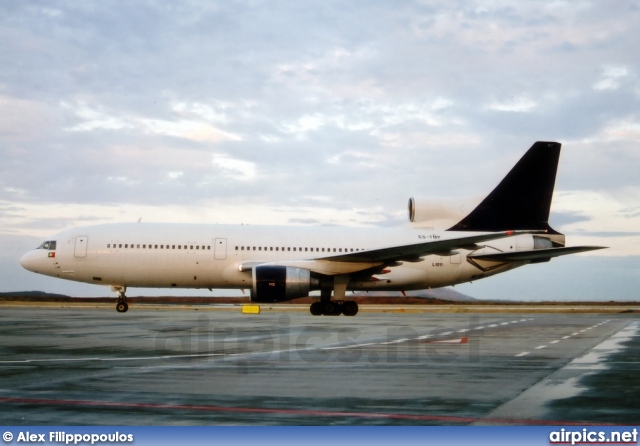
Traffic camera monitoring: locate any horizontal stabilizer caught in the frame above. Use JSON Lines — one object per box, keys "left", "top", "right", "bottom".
{"left": 469, "top": 246, "right": 607, "bottom": 262}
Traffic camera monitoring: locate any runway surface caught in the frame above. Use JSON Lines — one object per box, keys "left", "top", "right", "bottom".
{"left": 0, "top": 304, "right": 638, "bottom": 425}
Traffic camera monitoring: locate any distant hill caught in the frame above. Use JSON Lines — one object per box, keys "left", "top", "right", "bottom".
{"left": 0, "top": 288, "right": 474, "bottom": 305}
{"left": 351, "top": 289, "right": 476, "bottom": 302}
{"left": 0, "top": 291, "right": 72, "bottom": 299}
{"left": 1, "top": 290, "right": 638, "bottom": 307}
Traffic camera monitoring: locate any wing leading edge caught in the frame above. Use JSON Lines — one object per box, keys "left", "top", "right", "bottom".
{"left": 239, "top": 231, "right": 521, "bottom": 276}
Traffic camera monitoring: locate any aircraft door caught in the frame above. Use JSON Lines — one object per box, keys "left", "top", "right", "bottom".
{"left": 74, "top": 236, "right": 88, "bottom": 258}
{"left": 214, "top": 238, "right": 227, "bottom": 260}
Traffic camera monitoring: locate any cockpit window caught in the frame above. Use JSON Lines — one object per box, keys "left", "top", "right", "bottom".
{"left": 37, "top": 241, "right": 57, "bottom": 250}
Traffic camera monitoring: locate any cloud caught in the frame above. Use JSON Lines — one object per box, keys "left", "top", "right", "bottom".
{"left": 211, "top": 154, "right": 257, "bottom": 181}
{"left": 486, "top": 96, "right": 538, "bottom": 113}
{"left": 593, "top": 65, "right": 629, "bottom": 91}
{"left": 63, "top": 101, "right": 242, "bottom": 143}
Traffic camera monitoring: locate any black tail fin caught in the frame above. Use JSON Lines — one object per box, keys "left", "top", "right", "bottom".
{"left": 448, "top": 141, "right": 561, "bottom": 233}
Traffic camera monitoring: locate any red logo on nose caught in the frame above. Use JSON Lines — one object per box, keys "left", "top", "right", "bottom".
{"left": 48, "top": 252, "right": 56, "bottom": 258}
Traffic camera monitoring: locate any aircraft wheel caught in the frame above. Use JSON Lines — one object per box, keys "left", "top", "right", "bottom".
{"left": 116, "top": 301, "right": 128, "bottom": 313}
{"left": 310, "top": 302, "right": 323, "bottom": 316}
{"left": 342, "top": 301, "right": 358, "bottom": 316}
{"left": 323, "top": 301, "right": 342, "bottom": 316}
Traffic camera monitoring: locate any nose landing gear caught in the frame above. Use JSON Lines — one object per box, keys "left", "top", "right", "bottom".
{"left": 112, "top": 286, "right": 128, "bottom": 313}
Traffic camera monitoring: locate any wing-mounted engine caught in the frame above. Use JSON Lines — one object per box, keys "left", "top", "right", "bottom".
{"left": 408, "top": 197, "right": 478, "bottom": 229}
{"left": 251, "top": 265, "right": 319, "bottom": 303}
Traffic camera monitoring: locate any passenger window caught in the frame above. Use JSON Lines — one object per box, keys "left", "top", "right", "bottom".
{"left": 190, "top": 245, "right": 193, "bottom": 250}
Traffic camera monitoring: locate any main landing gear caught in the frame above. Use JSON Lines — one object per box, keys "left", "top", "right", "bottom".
{"left": 309, "top": 276, "right": 358, "bottom": 316}
{"left": 309, "top": 300, "right": 359, "bottom": 316}
{"left": 112, "top": 286, "right": 128, "bottom": 313}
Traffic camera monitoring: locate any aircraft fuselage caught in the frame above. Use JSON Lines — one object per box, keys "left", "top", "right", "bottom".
{"left": 20, "top": 223, "right": 525, "bottom": 292}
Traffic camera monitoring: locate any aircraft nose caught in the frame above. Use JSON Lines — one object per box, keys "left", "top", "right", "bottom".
{"left": 20, "top": 251, "right": 38, "bottom": 272}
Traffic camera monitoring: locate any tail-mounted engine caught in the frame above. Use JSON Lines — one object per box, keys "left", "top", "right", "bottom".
{"left": 251, "top": 266, "right": 318, "bottom": 303}
{"left": 408, "top": 197, "right": 476, "bottom": 229}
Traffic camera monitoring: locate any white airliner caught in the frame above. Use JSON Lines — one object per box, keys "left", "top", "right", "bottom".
{"left": 20, "top": 142, "right": 605, "bottom": 316}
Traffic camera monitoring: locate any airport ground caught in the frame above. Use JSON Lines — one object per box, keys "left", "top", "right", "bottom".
{"left": 0, "top": 301, "right": 639, "bottom": 425}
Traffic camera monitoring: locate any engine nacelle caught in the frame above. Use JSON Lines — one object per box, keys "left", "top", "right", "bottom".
{"left": 251, "top": 266, "right": 316, "bottom": 303}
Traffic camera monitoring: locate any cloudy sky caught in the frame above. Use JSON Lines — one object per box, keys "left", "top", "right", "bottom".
{"left": 1, "top": 1, "right": 639, "bottom": 300}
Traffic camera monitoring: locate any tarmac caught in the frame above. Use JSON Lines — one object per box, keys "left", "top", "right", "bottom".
{"left": 0, "top": 303, "right": 638, "bottom": 425}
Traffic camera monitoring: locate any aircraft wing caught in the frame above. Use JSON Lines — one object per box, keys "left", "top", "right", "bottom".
{"left": 323, "top": 231, "right": 520, "bottom": 263}
{"left": 468, "top": 245, "right": 607, "bottom": 262}
{"left": 240, "top": 231, "right": 520, "bottom": 276}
